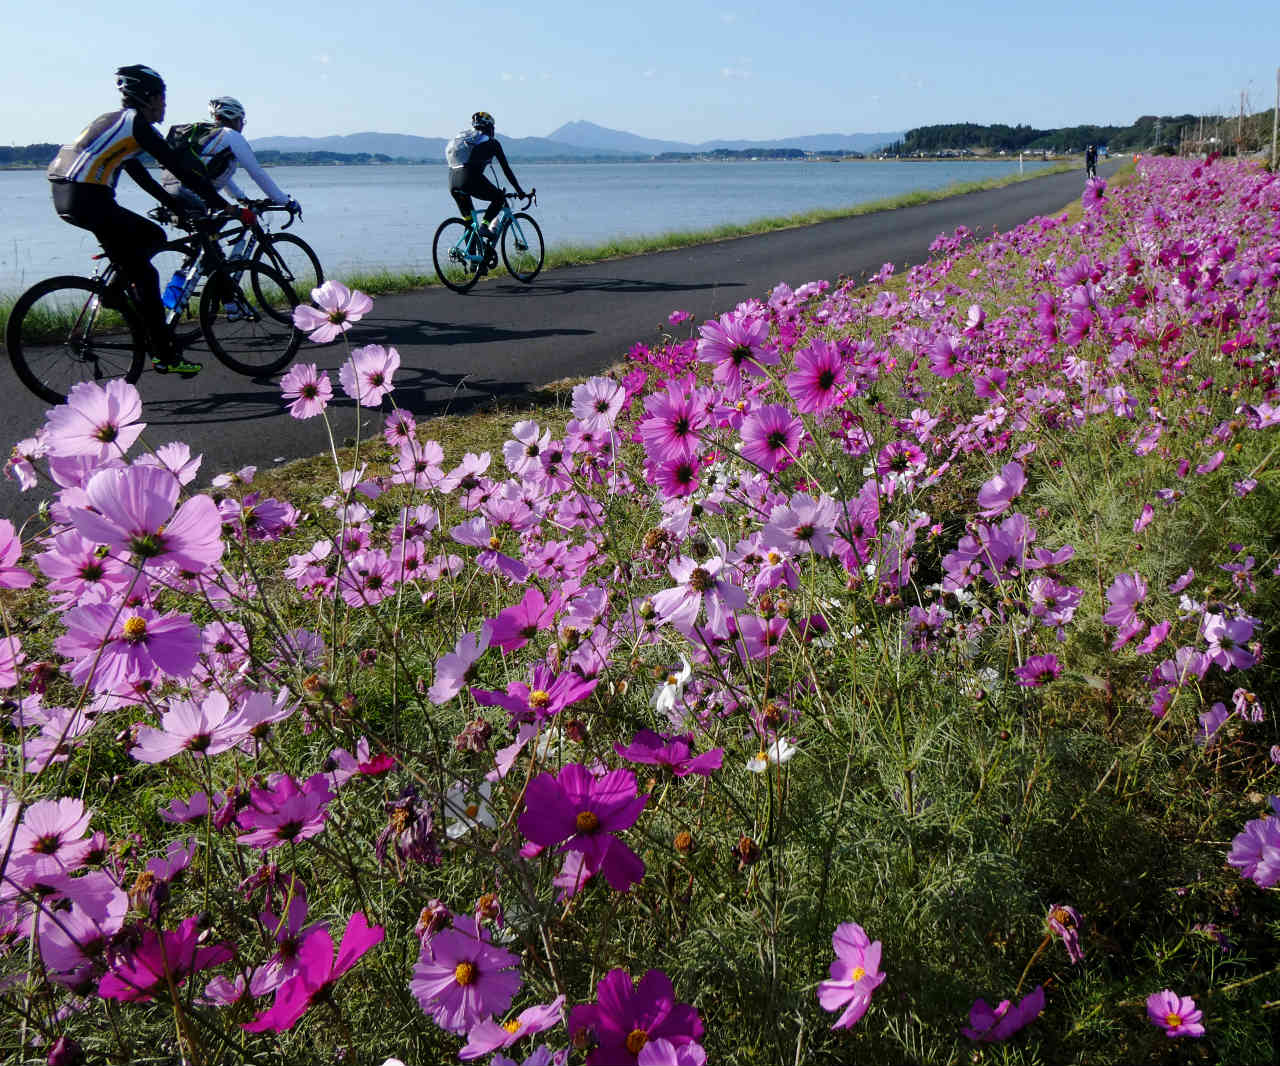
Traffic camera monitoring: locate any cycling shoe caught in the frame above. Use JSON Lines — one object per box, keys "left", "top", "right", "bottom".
{"left": 153, "top": 358, "right": 204, "bottom": 377}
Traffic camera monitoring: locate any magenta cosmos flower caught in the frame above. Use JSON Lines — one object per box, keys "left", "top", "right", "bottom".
{"left": 410, "top": 917, "right": 523, "bottom": 1035}
{"left": 614, "top": 730, "right": 723, "bottom": 777}
{"left": 739, "top": 404, "right": 804, "bottom": 473}
{"left": 244, "top": 912, "right": 384, "bottom": 1032}
{"left": 785, "top": 338, "right": 848, "bottom": 413}
{"left": 68, "top": 464, "right": 224, "bottom": 573}
{"left": 962, "top": 985, "right": 1045, "bottom": 1042}
{"left": 1146, "top": 989, "right": 1205, "bottom": 1038}
{"left": 339, "top": 343, "right": 400, "bottom": 406}
{"left": 976, "top": 461, "right": 1026, "bottom": 518}
{"left": 1227, "top": 802, "right": 1280, "bottom": 888}
{"left": 518, "top": 763, "right": 648, "bottom": 892}
{"left": 568, "top": 968, "right": 704, "bottom": 1066}
{"left": 817, "top": 921, "right": 886, "bottom": 1029}
{"left": 471, "top": 662, "right": 598, "bottom": 726}
{"left": 43, "top": 379, "right": 145, "bottom": 460}
{"left": 55, "top": 602, "right": 201, "bottom": 691}
{"left": 280, "top": 363, "right": 333, "bottom": 419}
{"left": 236, "top": 773, "right": 334, "bottom": 850}
{"left": 1014, "top": 654, "right": 1061, "bottom": 687}
{"left": 99, "top": 915, "right": 234, "bottom": 1002}
{"left": 292, "top": 280, "right": 372, "bottom": 343}
{"left": 0, "top": 519, "right": 34, "bottom": 589}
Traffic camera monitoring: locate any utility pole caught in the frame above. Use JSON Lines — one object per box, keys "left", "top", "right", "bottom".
{"left": 1273, "top": 67, "right": 1278, "bottom": 169}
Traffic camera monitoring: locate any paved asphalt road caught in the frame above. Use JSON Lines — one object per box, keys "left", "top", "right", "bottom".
{"left": 1, "top": 161, "right": 1119, "bottom": 522}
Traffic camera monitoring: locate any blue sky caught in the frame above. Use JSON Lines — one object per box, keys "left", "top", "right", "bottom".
{"left": 3, "top": 1, "right": 1276, "bottom": 145}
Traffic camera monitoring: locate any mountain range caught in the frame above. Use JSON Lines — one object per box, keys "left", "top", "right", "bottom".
{"left": 249, "top": 120, "right": 904, "bottom": 161}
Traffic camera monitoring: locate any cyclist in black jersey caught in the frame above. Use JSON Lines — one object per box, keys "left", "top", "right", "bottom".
{"left": 447, "top": 111, "right": 529, "bottom": 268}
{"left": 46, "top": 65, "right": 230, "bottom": 376}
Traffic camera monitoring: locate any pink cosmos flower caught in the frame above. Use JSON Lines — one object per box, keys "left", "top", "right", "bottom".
{"left": 0, "top": 520, "right": 34, "bottom": 589}
{"left": 236, "top": 773, "right": 334, "bottom": 850}
{"left": 816, "top": 921, "right": 886, "bottom": 1029}
{"left": 0, "top": 635, "right": 22, "bottom": 690}
{"left": 571, "top": 377, "right": 626, "bottom": 432}
{"left": 37, "top": 871, "right": 129, "bottom": 988}
{"left": 976, "top": 462, "right": 1026, "bottom": 518}
{"left": 518, "top": 763, "right": 648, "bottom": 892}
{"left": 280, "top": 363, "right": 333, "bottom": 419}
{"left": 962, "top": 985, "right": 1045, "bottom": 1042}
{"left": 1047, "top": 904, "right": 1084, "bottom": 964}
{"left": 1102, "top": 571, "right": 1147, "bottom": 629}
{"left": 786, "top": 338, "right": 848, "bottom": 413}
{"left": 131, "top": 690, "right": 247, "bottom": 763}
{"left": 739, "top": 404, "right": 803, "bottom": 473}
{"left": 637, "top": 381, "right": 708, "bottom": 462}
{"left": 244, "top": 912, "right": 384, "bottom": 1032}
{"left": 67, "top": 464, "right": 224, "bottom": 573}
{"left": 43, "top": 379, "right": 145, "bottom": 461}
{"left": 458, "top": 995, "right": 566, "bottom": 1060}
{"left": 568, "top": 968, "right": 703, "bottom": 1066}
{"left": 7, "top": 797, "right": 93, "bottom": 888}
{"left": 291, "top": 280, "right": 372, "bottom": 343}
{"left": 35, "top": 529, "right": 133, "bottom": 605}
{"left": 651, "top": 554, "right": 749, "bottom": 637}
{"left": 99, "top": 915, "right": 234, "bottom": 1002}
{"left": 428, "top": 624, "right": 492, "bottom": 704}
{"left": 1146, "top": 989, "right": 1205, "bottom": 1038}
{"left": 54, "top": 603, "right": 201, "bottom": 692}
{"left": 697, "top": 308, "right": 776, "bottom": 388}
{"left": 638, "top": 1040, "right": 706, "bottom": 1066}
{"left": 1226, "top": 800, "right": 1280, "bottom": 888}
{"left": 487, "top": 586, "right": 561, "bottom": 653}
{"left": 339, "top": 344, "right": 400, "bottom": 406}
{"left": 410, "top": 917, "right": 523, "bottom": 1035}
{"left": 1201, "top": 613, "right": 1256, "bottom": 671}
{"left": 614, "top": 730, "right": 723, "bottom": 777}
{"left": 1014, "top": 654, "right": 1061, "bottom": 687}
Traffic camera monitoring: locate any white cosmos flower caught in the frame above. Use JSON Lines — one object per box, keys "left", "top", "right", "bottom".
{"left": 651, "top": 655, "right": 694, "bottom": 722}
{"left": 746, "top": 737, "right": 798, "bottom": 773}
{"left": 442, "top": 780, "right": 496, "bottom": 839}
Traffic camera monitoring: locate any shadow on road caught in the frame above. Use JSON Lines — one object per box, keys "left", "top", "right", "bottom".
{"left": 501, "top": 274, "right": 743, "bottom": 297}
{"left": 358, "top": 318, "right": 595, "bottom": 349}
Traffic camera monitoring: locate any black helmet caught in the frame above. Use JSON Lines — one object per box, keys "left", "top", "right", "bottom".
{"left": 116, "top": 65, "right": 166, "bottom": 106}
{"left": 471, "top": 111, "right": 495, "bottom": 134}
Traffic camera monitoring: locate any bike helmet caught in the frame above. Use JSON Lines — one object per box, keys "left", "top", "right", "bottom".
{"left": 209, "top": 96, "right": 246, "bottom": 123}
{"left": 471, "top": 111, "right": 495, "bottom": 135}
{"left": 115, "top": 65, "right": 166, "bottom": 106}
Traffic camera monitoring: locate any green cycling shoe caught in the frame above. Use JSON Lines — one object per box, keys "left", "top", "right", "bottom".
{"left": 152, "top": 357, "right": 204, "bottom": 377}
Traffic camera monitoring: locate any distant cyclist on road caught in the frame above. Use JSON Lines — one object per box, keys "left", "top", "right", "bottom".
{"left": 1085, "top": 144, "right": 1098, "bottom": 179}
{"left": 46, "top": 65, "right": 229, "bottom": 376}
{"left": 162, "top": 96, "right": 301, "bottom": 214}
{"left": 446, "top": 111, "right": 528, "bottom": 270}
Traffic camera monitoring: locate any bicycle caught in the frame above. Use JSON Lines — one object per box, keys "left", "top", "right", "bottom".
{"left": 5, "top": 208, "right": 302, "bottom": 405}
{"left": 432, "top": 188, "right": 544, "bottom": 294}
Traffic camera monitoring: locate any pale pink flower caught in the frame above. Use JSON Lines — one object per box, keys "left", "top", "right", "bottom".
{"left": 280, "top": 363, "right": 333, "bottom": 419}
{"left": 43, "top": 380, "right": 145, "bottom": 461}
{"left": 339, "top": 344, "right": 400, "bottom": 406}
{"left": 292, "top": 280, "right": 372, "bottom": 343}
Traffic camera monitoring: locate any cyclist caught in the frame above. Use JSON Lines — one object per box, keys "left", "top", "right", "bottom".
{"left": 1085, "top": 144, "right": 1098, "bottom": 179}
{"left": 446, "top": 111, "right": 528, "bottom": 270}
{"left": 162, "top": 96, "right": 301, "bottom": 214}
{"left": 46, "top": 65, "right": 229, "bottom": 376}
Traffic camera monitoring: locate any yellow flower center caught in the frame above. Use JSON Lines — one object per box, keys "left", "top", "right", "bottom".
{"left": 488, "top": 536, "right": 502, "bottom": 550}
{"left": 503, "top": 1019, "right": 522, "bottom": 1034}
{"left": 625, "top": 1029, "right": 649, "bottom": 1055}
{"left": 852, "top": 965, "right": 866, "bottom": 982}
{"left": 1165, "top": 1012, "right": 1183, "bottom": 1028}
{"left": 528, "top": 689, "right": 551, "bottom": 709}
{"left": 575, "top": 810, "right": 600, "bottom": 833}
{"left": 755, "top": 750, "right": 768, "bottom": 763}
{"left": 122, "top": 616, "right": 148, "bottom": 642}
{"left": 454, "top": 962, "right": 477, "bottom": 986}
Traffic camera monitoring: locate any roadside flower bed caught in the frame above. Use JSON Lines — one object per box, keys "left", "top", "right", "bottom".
{"left": 1, "top": 156, "right": 1278, "bottom": 1064}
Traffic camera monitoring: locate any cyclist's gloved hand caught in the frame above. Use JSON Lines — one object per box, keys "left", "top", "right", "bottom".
{"left": 286, "top": 197, "right": 302, "bottom": 213}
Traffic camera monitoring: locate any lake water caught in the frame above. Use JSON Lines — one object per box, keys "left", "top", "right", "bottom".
{"left": 0, "top": 159, "right": 1053, "bottom": 293}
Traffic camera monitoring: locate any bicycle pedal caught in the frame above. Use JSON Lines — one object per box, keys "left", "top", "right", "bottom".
{"left": 153, "top": 359, "right": 204, "bottom": 377}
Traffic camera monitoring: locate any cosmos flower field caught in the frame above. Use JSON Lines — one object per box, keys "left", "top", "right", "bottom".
{"left": 1, "top": 155, "right": 1278, "bottom": 1065}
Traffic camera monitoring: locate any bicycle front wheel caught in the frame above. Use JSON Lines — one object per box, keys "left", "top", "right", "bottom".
{"left": 501, "top": 213, "right": 544, "bottom": 283}
{"left": 5, "top": 276, "right": 146, "bottom": 405}
{"left": 253, "top": 233, "right": 324, "bottom": 319}
{"left": 432, "top": 218, "right": 483, "bottom": 293}
{"left": 199, "top": 259, "right": 301, "bottom": 376}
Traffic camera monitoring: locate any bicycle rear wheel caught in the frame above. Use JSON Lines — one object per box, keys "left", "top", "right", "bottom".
{"left": 5, "top": 275, "right": 146, "bottom": 405}
{"left": 501, "top": 213, "right": 544, "bottom": 283}
{"left": 432, "top": 218, "right": 483, "bottom": 293}
{"left": 199, "top": 259, "right": 301, "bottom": 376}
{"left": 253, "top": 233, "right": 324, "bottom": 320}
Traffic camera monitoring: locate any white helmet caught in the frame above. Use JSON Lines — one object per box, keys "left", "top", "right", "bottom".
{"left": 209, "top": 96, "right": 246, "bottom": 123}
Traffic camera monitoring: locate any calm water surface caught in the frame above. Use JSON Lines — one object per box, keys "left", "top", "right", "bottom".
{"left": 0, "top": 160, "right": 1052, "bottom": 292}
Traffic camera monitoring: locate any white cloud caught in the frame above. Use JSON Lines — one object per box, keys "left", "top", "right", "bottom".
{"left": 721, "top": 66, "right": 751, "bottom": 80}
{"left": 314, "top": 53, "right": 331, "bottom": 65}
{"left": 721, "top": 12, "right": 738, "bottom": 23}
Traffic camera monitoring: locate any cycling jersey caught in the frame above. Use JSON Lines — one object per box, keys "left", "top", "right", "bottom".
{"left": 162, "top": 125, "right": 290, "bottom": 205}
{"left": 448, "top": 136, "right": 525, "bottom": 227}
{"left": 48, "top": 109, "right": 222, "bottom": 207}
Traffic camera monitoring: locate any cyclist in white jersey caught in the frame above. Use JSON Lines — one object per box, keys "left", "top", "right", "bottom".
{"left": 163, "top": 97, "right": 300, "bottom": 213}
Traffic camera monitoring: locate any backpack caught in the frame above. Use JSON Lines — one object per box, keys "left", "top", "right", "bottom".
{"left": 445, "top": 128, "right": 485, "bottom": 169}
{"left": 164, "top": 121, "right": 234, "bottom": 182}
